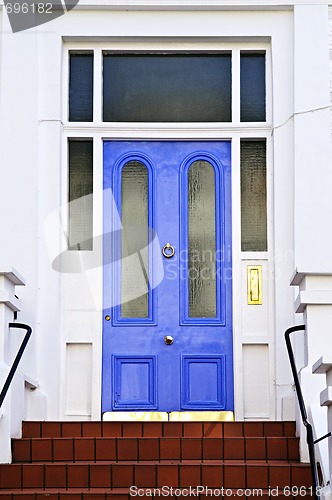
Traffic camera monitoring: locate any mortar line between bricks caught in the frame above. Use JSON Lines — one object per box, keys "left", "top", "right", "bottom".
{"left": 286, "top": 437, "right": 289, "bottom": 461}
{"left": 177, "top": 462, "right": 180, "bottom": 488}
{"left": 264, "top": 437, "right": 267, "bottom": 462}
{"left": 87, "top": 462, "right": 90, "bottom": 489}
{"left": 20, "top": 463, "right": 23, "bottom": 491}
{"left": 42, "top": 462, "right": 46, "bottom": 489}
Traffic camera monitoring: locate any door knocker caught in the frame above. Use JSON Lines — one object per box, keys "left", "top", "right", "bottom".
{"left": 162, "top": 243, "right": 175, "bottom": 259}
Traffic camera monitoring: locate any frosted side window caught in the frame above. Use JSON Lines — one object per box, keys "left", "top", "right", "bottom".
{"left": 241, "top": 141, "right": 267, "bottom": 251}
{"left": 121, "top": 161, "right": 149, "bottom": 318}
{"left": 68, "top": 140, "right": 93, "bottom": 251}
{"left": 188, "top": 161, "right": 217, "bottom": 318}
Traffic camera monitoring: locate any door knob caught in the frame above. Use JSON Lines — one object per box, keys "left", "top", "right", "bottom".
{"left": 162, "top": 243, "right": 175, "bottom": 259}
{"left": 164, "top": 335, "right": 174, "bottom": 345}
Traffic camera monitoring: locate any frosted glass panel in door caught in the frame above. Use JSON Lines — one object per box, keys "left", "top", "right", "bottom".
{"left": 188, "top": 161, "right": 217, "bottom": 318}
{"left": 121, "top": 161, "right": 149, "bottom": 318}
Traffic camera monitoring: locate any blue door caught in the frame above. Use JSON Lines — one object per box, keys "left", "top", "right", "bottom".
{"left": 102, "top": 141, "right": 233, "bottom": 413}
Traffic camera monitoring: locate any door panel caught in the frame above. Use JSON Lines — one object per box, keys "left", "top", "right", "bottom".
{"left": 102, "top": 141, "right": 233, "bottom": 413}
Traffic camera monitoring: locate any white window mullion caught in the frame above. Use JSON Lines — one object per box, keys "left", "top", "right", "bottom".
{"left": 232, "top": 48, "right": 241, "bottom": 125}
{"left": 93, "top": 48, "right": 103, "bottom": 124}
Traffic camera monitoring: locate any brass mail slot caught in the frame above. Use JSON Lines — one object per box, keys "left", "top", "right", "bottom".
{"left": 247, "top": 265, "right": 262, "bottom": 305}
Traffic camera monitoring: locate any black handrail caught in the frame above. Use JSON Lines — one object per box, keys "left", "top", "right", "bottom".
{"left": 285, "top": 325, "right": 319, "bottom": 500}
{"left": 0, "top": 323, "right": 32, "bottom": 408}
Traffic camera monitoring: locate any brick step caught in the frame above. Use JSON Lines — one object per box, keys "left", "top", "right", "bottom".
{"left": 21, "top": 422, "right": 296, "bottom": 440}
{"left": 0, "top": 462, "right": 312, "bottom": 490}
{"left": 0, "top": 488, "right": 317, "bottom": 500}
{"left": 12, "top": 436, "right": 300, "bottom": 463}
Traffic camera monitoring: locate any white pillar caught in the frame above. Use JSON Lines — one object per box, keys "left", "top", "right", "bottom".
{"left": 0, "top": 268, "right": 25, "bottom": 463}
{"left": 293, "top": 4, "right": 332, "bottom": 269}
{"left": 291, "top": 272, "right": 332, "bottom": 469}
{"left": 291, "top": 1, "right": 332, "bottom": 469}
{"left": 312, "top": 357, "right": 332, "bottom": 489}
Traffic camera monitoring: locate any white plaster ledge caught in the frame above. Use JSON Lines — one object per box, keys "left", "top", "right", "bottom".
{"left": 0, "top": 291, "right": 20, "bottom": 312}
{"left": 319, "top": 485, "right": 332, "bottom": 500}
{"left": 313, "top": 357, "right": 332, "bottom": 374}
{"left": 25, "top": 376, "right": 39, "bottom": 390}
{"left": 320, "top": 387, "right": 332, "bottom": 407}
{"left": 294, "top": 291, "right": 332, "bottom": 313}
{"left": 291, "top": 268, "right": 332, "bottom": 287}
{"left": 0, "top": 268, "right": 25, "bottom": 286}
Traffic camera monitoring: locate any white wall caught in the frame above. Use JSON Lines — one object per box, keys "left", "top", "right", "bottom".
{"left": 0, "top": 2, "right": 324, "bottom": 421}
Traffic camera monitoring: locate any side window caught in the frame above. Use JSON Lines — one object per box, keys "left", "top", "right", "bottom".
{"left": 68, "top": 139, "right": 93, "bottom": 251}
{"left": 240, "top": 140, "right": 267, "bottom": 251}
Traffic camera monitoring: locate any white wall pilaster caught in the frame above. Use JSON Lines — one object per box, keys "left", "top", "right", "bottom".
{"left": 0, "top": 268, "right": 25, "bottom": 463}
{"left": 291, "top": 272, "right": 332, "bottom": 467}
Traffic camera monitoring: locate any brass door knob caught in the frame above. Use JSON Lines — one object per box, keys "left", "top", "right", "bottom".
{"left": 164, "top": 335, "right": 174, "bottom": 345}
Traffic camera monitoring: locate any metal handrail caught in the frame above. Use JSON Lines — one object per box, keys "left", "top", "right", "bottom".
{"left": 285, "top": 325, "right": 319, "bottom": 500}
{"left": 0, "top": 323, "right": 32, "bottom": 408}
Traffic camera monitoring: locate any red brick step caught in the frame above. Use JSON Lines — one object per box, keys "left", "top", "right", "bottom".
{"left": 0, "top": 461, "right": 312, "bottom": 490}
{"left": 12, "top": 436, "right": 300, "bottom": 463}
{"left": 21, "top": 422, "right": 296, "bottom": 439}
{"left": 0, "top": 421, "right": 313, "bottom": 499}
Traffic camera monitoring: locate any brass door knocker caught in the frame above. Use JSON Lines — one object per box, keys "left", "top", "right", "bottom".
{"left": 162, "top": 243, "right": 175, "bottom": 258}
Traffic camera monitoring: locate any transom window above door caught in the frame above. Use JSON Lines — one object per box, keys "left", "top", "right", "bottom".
{"left": 68, "top": 51, "right": 266, "bottom": 123}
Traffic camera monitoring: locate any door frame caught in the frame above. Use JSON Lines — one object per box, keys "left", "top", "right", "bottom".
{"left": 61, "top": 37, "right": 275, "bottom": 421}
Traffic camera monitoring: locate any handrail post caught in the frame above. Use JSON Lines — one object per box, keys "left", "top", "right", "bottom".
{"left": 285, "top": 325, "right": 320, "bottom": 500}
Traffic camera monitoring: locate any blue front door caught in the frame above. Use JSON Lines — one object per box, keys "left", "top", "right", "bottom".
{"left": 102, "top": 141, "right": 233, "bottom": 413}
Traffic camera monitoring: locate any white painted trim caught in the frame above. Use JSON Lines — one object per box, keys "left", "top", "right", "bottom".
{"left": 313, "top": 357, "right": 332, "bottom": 374}
{"left": 320, "top": 387, "right": 332, "bottom": 407}
{"left": 291, "top": 268, "right": 332, "bottom": 286}
{"left": 231, "top": 135, "right": 243, "bottom": 420}
{"left": 295, "top": 290, "right": 332, "bottom": 313}
{"left": 62, "top": 37, "right": 274, "bottom": 421}
{"left": 0, "top": 268, "right": 25, "bottom": 286}
{"left": 24, "top": 376, "right": 39, "bottom": 390}
{"left": 57, "top": 0, "right": 297, "bottom": 10}
{"left": 0, "top": 291, "right": 20, "bottom": 312}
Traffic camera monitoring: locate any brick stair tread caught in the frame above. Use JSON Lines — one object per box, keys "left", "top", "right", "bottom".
{"left": 0, "top": 488, "right": 316, "bottom": 500}
{"left": 4, "top": 460, "right": 309, "bottom": 465}
{"left": 12, "top": 436, "right": 300, "bottom": 463}
{"left": 21, "top": 422, "right": 297, "bottom": 439}
{"left": 0, "top": 461, "right": 312, "bottom": 491}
